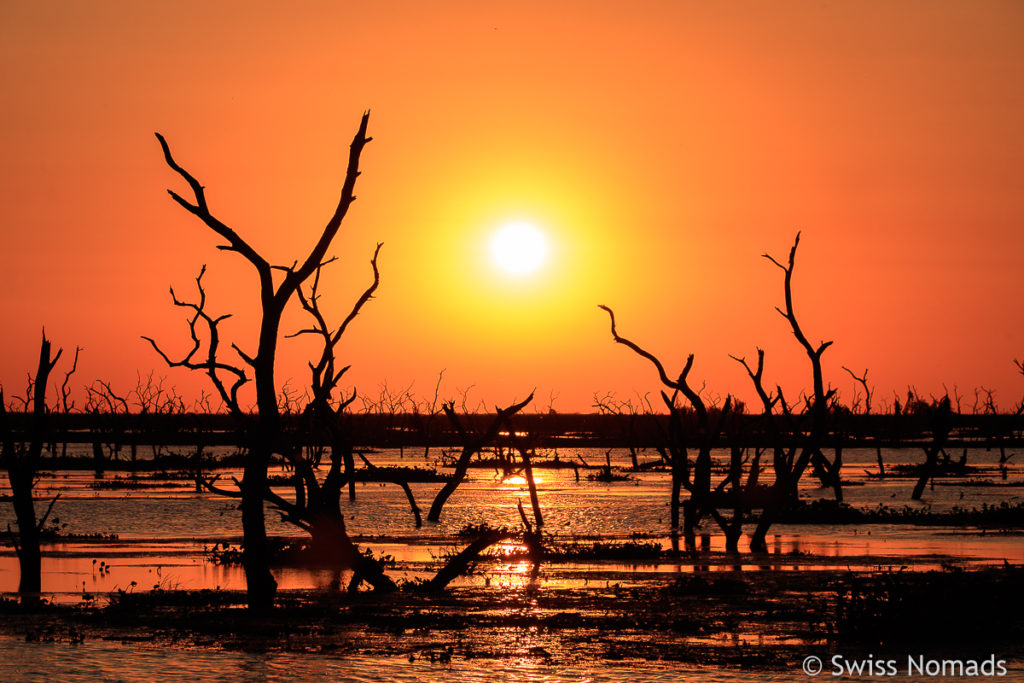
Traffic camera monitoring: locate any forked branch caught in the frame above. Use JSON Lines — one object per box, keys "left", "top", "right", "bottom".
{"left": 292, "top": 243, "right": 383, "bottom": 400}
{"left": 763, "top": 234, "right": 834, "bottom": 407}
{"left": 142, "top": 266, "right": 247, "bottom": 417}
{"left": 842, "top": 366, "right": 873, "bottom": 415}
{"left": 155, "top": 135, "right": 270, "bottom": 278}
{"left": 729, "top": 348, "right": 780, "bottom": 417}
{"left": 599, "top": 305, "right": 707, "bottom": 423}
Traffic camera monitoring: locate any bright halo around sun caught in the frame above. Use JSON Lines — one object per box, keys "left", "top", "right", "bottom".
{"left": 490, "top": 221, "right": 549, "bottom": 276}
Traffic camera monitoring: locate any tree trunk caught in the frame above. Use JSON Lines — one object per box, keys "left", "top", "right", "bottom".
{"left": 831, "top": 446, "right": 844, "bottom": 503}
{"left": 344, "top": 447, "right": 356, "bottom": 501}
{"left": 241, "top": 444, "right": 277, "bottom": 612}
{"left": 10, "top": 468, "right": 41, "bottom": 594}
{"left": 2, "top": 335, "right": 60, "bottom": 599}
{"left": 670, "top": 474, "right": 681, "bottom": 530}
{"left": 427, "top": 472, "right": 465, "bottom": 523}
{"left": 723, "top": 525, "right": 741, "bottom": 553}
{"left": 749, "top": 508, "right": 773, "bottom": 553}
{"left": 92, "top": 439, "right": 105, "bottom": 478}
{"left": 682, "top": 500, "right": 698, "bottom": 550}
{"left": 911, "top": 447, "right": 937, "bottom": 501}
{"left": 425, "top": 530, "right": 513, "bottom": 591}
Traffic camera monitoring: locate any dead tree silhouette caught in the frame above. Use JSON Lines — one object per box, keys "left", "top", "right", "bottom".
{"left": 55, "top": 347, "right": 80, "bottom": 460}
{"left": 599, "top": 305, "right": 734, "bottom": 549}
{"left": 743, "top": 234, "right": 837, "bottom": 551}
{"left": 843, "top": 366, "right": 886, "bottom": 475}
{"left": 198, "top": 245, "right": 399, "bottom": 592}
{"left": 426, "top": 393, "right": 535, "bottom": 523}
{"left": 911, "top": 396, "right": 953, "bottom": 501}
{"left": 1, "top": 332, "right": 66, "bottom": 597}
{"left": 1015, "top": 359, "right": 1024, "bottom": 416}
{"left": 592, "top": 393, "right": 647, "bottom": 469}
{"left": 601, "top": 234, "right": 837, "bottom": 553}
{"left": 144, "top": 112, "right": 373, "bottom": 612}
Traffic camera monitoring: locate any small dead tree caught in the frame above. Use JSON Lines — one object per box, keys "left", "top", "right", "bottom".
{"left": 911, "top": 396, "right": 953, "bottom": 501}
{"left": 843, "top": 366, "right": 885, "bottom": 475}
{"left": 290, "top": 246, "right": 383, "bottom": 503}
{"left": 1014, "top": 359, "right": 1024, "bottom": 416}
{"left": 510, "top": 433, "right": 546, "bottom": 570}
{"left": 410, "top": 371, "right": 446, "bottom": 460}
{"left": 763, "top": 233, "right": 840, "bottom": 500}
{"left": 56, "top": 347, "right": 80, "bottom": 459}
{"left": 145, "top": 113, "right": 373, "bottom": 611}
{"left": 230, "top": 242, "right": 405, "bottom": 591}
{"left": 84, "top": 379, "right": 130, "bottom": 472}
{"left": 592, "top": 393, "right": 645, "bottom": 469}
{"left": 1, "top": 333, "right": 64, "bottom": 596}
{"left": 426, "top": 394, "right": 535, "bottom": 523}
{"left": 599, "top": 306, "right": 733, "bottom": 549}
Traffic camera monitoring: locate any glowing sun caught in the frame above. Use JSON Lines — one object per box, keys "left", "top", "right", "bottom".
{"left": 490, "top": 221, "right": 549, "bottom": 275}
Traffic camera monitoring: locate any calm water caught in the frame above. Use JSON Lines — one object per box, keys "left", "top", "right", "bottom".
{"left": 0, "top": 636, "right": 831, "bottom": 683}
{"left": 1, "top": 446, "right": 1022, "bottom": 681}
{"left": 1, "top": 637, "right": 1019, "bottom": 683}
{"left": 1, "top": 447, "right": 1022, "bottom": 597}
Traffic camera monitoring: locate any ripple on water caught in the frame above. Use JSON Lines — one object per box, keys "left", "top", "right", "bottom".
{"left": 0, "top": 636, "right": 816, "bottom": 682}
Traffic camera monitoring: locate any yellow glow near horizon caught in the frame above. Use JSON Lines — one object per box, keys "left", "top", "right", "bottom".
{"left": 490, "top": 221, "right": 549, "bottom": 276}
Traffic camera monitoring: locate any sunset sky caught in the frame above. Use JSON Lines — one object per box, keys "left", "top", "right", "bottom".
{"left": 2, "top": 1, "right": 1022, "bottom": 413}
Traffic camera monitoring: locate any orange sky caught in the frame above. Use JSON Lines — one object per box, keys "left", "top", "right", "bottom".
{"left": 2, "top": 1, "right": 1022, "bottom": 413}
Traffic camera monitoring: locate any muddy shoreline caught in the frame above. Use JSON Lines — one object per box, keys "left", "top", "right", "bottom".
{"left": 3, "top": 560, "right": 1022, "bottom": 673}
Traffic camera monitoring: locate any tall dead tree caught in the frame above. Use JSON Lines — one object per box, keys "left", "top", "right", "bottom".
{"left": 742, "top": 234, "right": 836, "bottom": 551}
{"left": 145, "top": 113, "right": 373, "bottom": 611}
{"left": 1, "top": 333, "right": 64, "bottom": 596}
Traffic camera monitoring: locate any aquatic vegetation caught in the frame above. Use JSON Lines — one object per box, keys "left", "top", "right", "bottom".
{"left": 833, "top": 565, "right": 1024, "bottom": 645}
{"left": 540, "top": 539, "right": 663, "bottom": 561}
{"left": 779, "top": 499, "right": 1024, "bottom": 527}
{"left": 38, "top": 518, "right": 119, "bottom": 542}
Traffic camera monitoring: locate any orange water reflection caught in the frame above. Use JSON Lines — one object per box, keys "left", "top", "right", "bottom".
{"left": 0, "top": 544, "right": 357, "bottom": 601}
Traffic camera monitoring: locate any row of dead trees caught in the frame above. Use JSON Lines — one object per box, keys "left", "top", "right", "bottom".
{"left": 600, "top": 234, "right": 841, "bottom": 552}
{"left": 599, "top": 233, "right": 1004, "bottom": 552}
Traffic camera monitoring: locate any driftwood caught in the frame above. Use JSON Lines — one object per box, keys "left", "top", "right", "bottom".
{"left": 424, "top": 529, "right": 515, "bottom": 592}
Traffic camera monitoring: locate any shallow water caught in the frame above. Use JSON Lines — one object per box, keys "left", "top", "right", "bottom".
{"left": 0, "top": 636, "right": 1016, "bottom": 683}
{"left": 1, "top": 446, "right": 1022, "bottom": 599}
{"left": 2, "top": 447, "right": 1023, "bottom": 681}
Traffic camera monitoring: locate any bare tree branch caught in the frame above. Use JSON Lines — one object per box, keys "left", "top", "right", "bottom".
{"left": 154, "top": 133, "right": 271, "bottom": 278}
{"left": 763, "top": 234, "right": 833, "bottom": 409}
{"left": 841, "top": 366, "right": 873, "bottom": 415}
{"left": 599, "top": 305, "right": 707, "bottom": 423}
{"left": 142, "top": 266, "right": 248, "bottom": 417}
